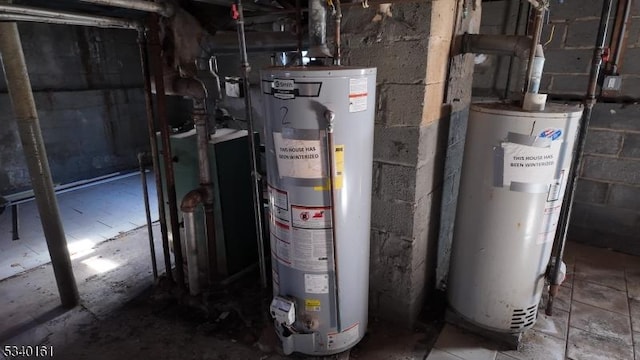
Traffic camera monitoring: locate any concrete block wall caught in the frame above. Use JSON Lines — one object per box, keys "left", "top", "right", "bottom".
{"left": 471, "top": 0, "right": 640, "bottom": 254}
{"left": 0, "top": 23, "right": 150, "bottom": 194}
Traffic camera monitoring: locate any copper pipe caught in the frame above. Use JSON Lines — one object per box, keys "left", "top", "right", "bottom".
{"left": 147, "top": 14, "right": 186, "bottom": 290}
{"left": 138, "top": 29, "right": 173, "bottom": 283}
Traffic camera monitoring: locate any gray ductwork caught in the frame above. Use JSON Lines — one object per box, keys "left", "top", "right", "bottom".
{"left": 308, "top": 0, "right": 332, "bottom": 57}
{"left": 462, "top": 34, "right": 533, "bottom": 59}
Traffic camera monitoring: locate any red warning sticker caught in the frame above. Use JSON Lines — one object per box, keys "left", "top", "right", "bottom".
{"left": 291, "top": 205, "right": 331, "bottom": 229}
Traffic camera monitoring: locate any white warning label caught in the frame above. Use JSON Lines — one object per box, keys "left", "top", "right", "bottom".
{"left": 304, "top": 273, "right": 329, "bottom": 294}
{"left": 349, "top": 78, "right": 368, "bottom": 113}
{"left": 328, "top": 323, "right": 360, "bottom": 350}
{"left": 502, "top": 141, "right": 561, "bottom": 187}
{"left": 270, "top": 220, "right": 291, "bottom": 243}
{"left": 291, "top": 228, "right": 332, "bottom": 272}
{"left": 538, "top": 204, "right": 562, "bottom": 245}
{"left": 292, "top": 205, "right": 331, "bottom": 229}
{"left": 273, "top": 133, "right": 324, "bottom": 178}
{"left": 268, "top": 185, "right": 290, "bottom": 222}
{"left": 272, "top": 235, "right": 292, "bottom": 266}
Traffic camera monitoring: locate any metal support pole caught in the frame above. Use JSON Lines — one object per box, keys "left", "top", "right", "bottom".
{"left": 11, "top": 204, "right": 19, "bottom": 240}
{"left": 137, "top": 29, "right": 173, "bottom": 282}
{"left": 546, "top": 0, "right": 614, "bottom": 316}
{"left": 138, "top": 153, "right": 158, "bottom": 280}
{"left": 147, "top": 14, "right": 186, "bottom": 290}
{"left": 236, "top": 0, "right": 268, "bottom": 289}
{"left": 0, "top": 22, "right": 79, "bottom": 308}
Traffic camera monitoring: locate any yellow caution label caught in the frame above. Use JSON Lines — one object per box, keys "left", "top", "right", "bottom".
{"left": 314, "top": 145, "right": 344, "bottom": 191}
{"left": 305, "top": 299, "right": 321, "bottom": 312}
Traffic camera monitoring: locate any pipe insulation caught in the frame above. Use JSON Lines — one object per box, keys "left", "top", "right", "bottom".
{"left": 0, "top": 22, "right": 79, "bottom": 308}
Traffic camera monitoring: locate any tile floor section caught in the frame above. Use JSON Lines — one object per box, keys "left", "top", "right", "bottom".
{"left": 0, "top": 172, "right": 158, "bottom": 280}
{"left": 427, "top": 241, "right": 640, "bottom": 360}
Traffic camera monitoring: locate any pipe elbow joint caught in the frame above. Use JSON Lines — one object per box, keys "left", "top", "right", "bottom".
{"left": 181, "top": 188, "right": 205, "bottom": 212}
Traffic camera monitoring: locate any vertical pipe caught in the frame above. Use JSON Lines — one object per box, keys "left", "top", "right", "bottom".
{"left": 334, "top": 0, "right": 342, "bottom": 66}
{"left": 11, "top": 204, "right": 19, "bottom": 240}
{"left": 193, "top": 98, "right": 218, "bottom": 285}
{"left": 147, "top": 14, "right": 186, "bottom": 290}
{"left": 295, "top": 0, "right": 303, "bottom": 63}
{"left": 0, "top": 22, "right": 79, "bottom": 308}
{"left": 138, "top": 152, "right": 158, "bottom": 280}
{"left": 523, "top": 7, "right": 544, "bottom": 96}
{"left": 138, "top": 29, "right": 173, "bottom": 282}
{"left": 610, "top": 0, "right": 632, "bottom": 74}
{"left": 324, "top": 110, "right": 342, "bottom": 332}
{"left": 504, "top": 1, "right": 527, "bottom": 99}
{"left": 308, "top": 0, "right": 331, "bottom": 58}
{"left": 236, "top": 0, "right": 268, "bottom": 289}
{"left": 183, "top": 211, "right": 201, "bottom": 295}
{"left": 546, "top": 0, "right": 614, "bottom": 316}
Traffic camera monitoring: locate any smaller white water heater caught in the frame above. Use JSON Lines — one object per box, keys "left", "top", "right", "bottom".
{"left": 448, "top": 102, "right": 582, "bottom": 333}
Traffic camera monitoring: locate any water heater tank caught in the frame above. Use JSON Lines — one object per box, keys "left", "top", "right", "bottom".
{"left": 261, "top": 66, "right": 376, "bottom": 355}
{"left": 448, "top": 102, "right": 582, "bottom": 333}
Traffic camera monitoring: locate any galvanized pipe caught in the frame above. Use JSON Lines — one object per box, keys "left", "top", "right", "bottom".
{"left": 609, "top": 0, "right": 633, "bottom": 74}
{"left": 200, "top": 31, "right": 303, "bottom": 56}
{"left": 148, "top": 14, "right": 186, "bottom": 290}
{"left": 181, "top": 189, "right": 207, "bottom": 295}
{"left": 523, "top": 7, "right": 545, "bottom": 96}
{"left": 0, "top": 22, "right": 79, "bottom": 308}
{"left": 236, "top": 0, "right": 268, "bottom": 289}
{"left": 462, "top": 34, "right": 532, "bottom": 59}
{"left": 0, "top": 4, "right": 140, "bottom": 29}
{"left": 192, "top": 98, "right": 218, "bottom": 285}
{"left": 546, "top": 0, "right": 614, "bottom": 316}
{"left": 79, "top": 0, "right": 174, "bottom": 17}
{"left": 333, "top": 0, "right": 342, "bottom": 65}
{"left": 138, "top": 29, "right": 173, "bottom": 283}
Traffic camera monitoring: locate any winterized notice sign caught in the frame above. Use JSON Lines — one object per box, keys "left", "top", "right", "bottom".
{"left": 273, "top": 132, "right": 323, "bottom": 179}
{"left": 502, "top": 141, "right": 561, "bottom": 187}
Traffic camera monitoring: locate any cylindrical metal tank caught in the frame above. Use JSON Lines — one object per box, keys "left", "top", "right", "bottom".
{"left": 261, "top": 66, "right": 376, "bottom": 355}
{"left": 448, "top": 102, "right": 582, "bottom": 333}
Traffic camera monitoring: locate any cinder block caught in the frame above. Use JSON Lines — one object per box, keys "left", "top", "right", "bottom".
{"left": 569, "top": 226, "right": 640, "bottom": 256}
{"left": 571, "top": 202, "right": 639, "bottom": 238}
{"left": 550, "top": 0, "right": 606, "bottom": 20}
{"left": 378, "top": 163, "right": 417, "bottom": 202}
{"left": 551, "top": 74, "right": 589, "bottom": 95}
{"left": 565, "top": 20, "right": 600, "bottom": 48}
{"left": 370, "top": 197, "right": 416, "bottom": 238}
{"left": 544, "top": 49, "right": 592, "bottom": 74}
{"left": 480, "top": 1, "right": 509, "bottom": 26}
{"left": 582, "top": 155, "right": 640, "bottom": 184}
{"left": 609, "top": 184, "right": 640, "bottom": 211}
{"left": 373, "top": 124, "right": 420, "bottom": 166}
{"left": 621, "top": 48, "right": 640, "bottom": 75}
{"left": 620, "top": 77, "right": 640, "bottom": 100}
{"left": 590, "top": 103, "right": 640, "bottom": 132}
{"left": 575, "top": 178, "right": 609, "bottom": 204}
{"left": 621, "top": 132, "right": 640, "bottom": 158}
{"left": 584, "top": 129, "right": 623, "bottom": 155}
{"left": 541, "top": 23, "right": 567, "bottom": 50}
{"left": 378, "top": 84, "right": 426, "bottom": 127}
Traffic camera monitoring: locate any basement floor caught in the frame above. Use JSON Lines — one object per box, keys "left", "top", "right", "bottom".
{"left": 0, "top": 175, "right": 638, "bottom": 359}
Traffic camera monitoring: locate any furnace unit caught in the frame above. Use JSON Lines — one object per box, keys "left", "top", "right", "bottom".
{"left": 448, "top": 102, "right": 582, "bottom": 333}
{"left": 261, "top": 67, "right": 376, "bottom": 355}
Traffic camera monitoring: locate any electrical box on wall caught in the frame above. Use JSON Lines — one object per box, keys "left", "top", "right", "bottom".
{"left": 602, "top": 75, "right": 622, "bottom": 97}
{"left": 225, "top": 77, "right": 244, "bottom": 98}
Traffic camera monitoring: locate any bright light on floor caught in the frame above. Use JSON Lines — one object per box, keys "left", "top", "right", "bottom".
{"left": 67, "top": 239, "right": 96, "bottom": 260}
{"left": 81, "top": 256, "right": 118, "bottom": 273}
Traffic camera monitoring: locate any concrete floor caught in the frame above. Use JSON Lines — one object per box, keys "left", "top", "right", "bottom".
{"left": 0, "top": 172, "right": 158, "bottom": 280}
{"left": 2, "top": 176, "right": 639, "bottom": 359}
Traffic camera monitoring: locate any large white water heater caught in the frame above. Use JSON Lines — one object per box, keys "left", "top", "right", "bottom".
{"left": 261, "top": 66, "right": 376, "bottom": 355}
{"left": 448, "top": 102, "right": 582, "bottom": 333}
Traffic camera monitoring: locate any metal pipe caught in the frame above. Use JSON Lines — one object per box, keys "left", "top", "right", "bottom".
{"left": 148, "top": 14, "right": 186, "bottom": 290}
{"left": 78, "top": 0, "right": 174, "bottom": 17}
{"left": 0, "top": 4, "right": 140, "bottom": 29}
{"left": 235, "top": 0, "right": 268, "bottom": 289}
{"left": 138, "top": 152, "right": 158, "bottom": 280}
{"left": 0, "top": 22, "right": 79, "bottom": 308}
{"left": 138, "top": 29, "right": 173, "bottom": 283}
{"left": 295, "top": 0, "right": 303, "bottom": 63}
{"left": 504, "top": 0, "right": 527, "bottom": 99}
{"left": 192, "top": 98, "right": 218, "bottom": 285}
{"left": 523, "top": 7, "right": 545, "bottom": 96}
{"left": 324, "top": 110, "right": 342, "bottom": 332}
{"left": 462, "top": 34, "right": 533, "bottom": 59}
{"left": 11, "top": 204, "right": 18, "bottom": 241}
{"left": 208, "top": 56, "right": 223, "bottom": 103}
{"left": 181, "top": 189, "right": 207, "bottom": 296}
{"left": 200, "top": 31, "right": 303, "bottom": 55}
{"left": 546, "top": 0, "right": 614, "bottom": 316}
{"left": 334, "top": 0, "right": 342, "bottom": 65}
{"left": 0, "top": 13, "right": 139, "bottom": 29}
{"left": 610, "top": 0, "right": 632, "bottom": 74}
{"left": 308, "top": 0, "right": 332, "bottom": 57}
